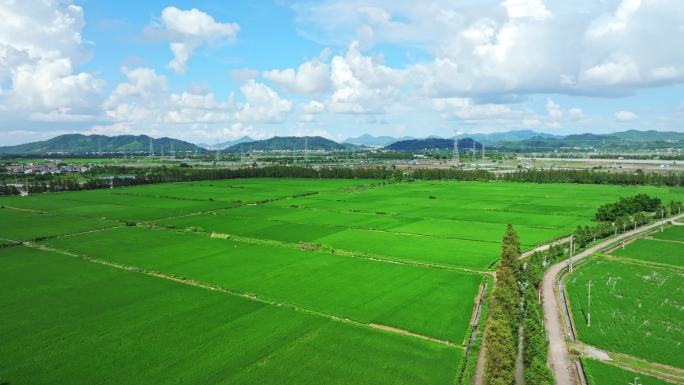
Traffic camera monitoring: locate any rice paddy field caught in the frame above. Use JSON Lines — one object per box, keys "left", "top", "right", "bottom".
{"left": 566, "top": 258, "right": 684, "bottom": 369}
{"left": 611, "top": 238, "right": 684, "bottom": 268}
{"left": 1, "top": 178, "right": 683, "bottom": 384}
{"left": 582, "top": 359, "right": 673, "bottom": 385}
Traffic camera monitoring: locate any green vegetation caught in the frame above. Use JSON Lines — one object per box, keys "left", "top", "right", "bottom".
{"left": 651, "top": 224, "right": 684, "bottom": 242}
{"left": 595, "top": 194, "right": 662, "bottom": 222}
{"left": 483, "top": 225, "right": 522, "bottom": 385}
{"left": 0, "top": 178, "right": 682, "bottom": 384}
{"left": 43, "top": 226, "right": 481, "bottom": 342}
{"left": 582, "top": 359, "right": 672, "bottom": 385}
{"left": 566, "top": 258, "right": 683, "bottom": 368}
{"left": 611, "top": 238, "right": 684, "bottom": 268}
{"left": 0, "top": 246, "right": 461, "bottom": 385}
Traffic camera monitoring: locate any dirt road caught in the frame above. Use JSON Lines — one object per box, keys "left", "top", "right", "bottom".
{"left": 542, "top": 213, "right": 684, "bottom": 385}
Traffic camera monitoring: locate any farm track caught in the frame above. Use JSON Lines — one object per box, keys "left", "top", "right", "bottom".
{"left": 22, "top": 241, "right": 462, "bottom": 349}
{"left": 543, "top": 212, "right": 684, "bottom": 385}
{"left": 520, "top": 236, "right": 571, "bottom": 259}
{"left": 646, "top": 236, "right": 684, "bottom": 245}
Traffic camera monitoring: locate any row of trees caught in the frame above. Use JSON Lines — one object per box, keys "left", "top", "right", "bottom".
{"left": 575, "top": 196, "right": 682, "bottom": 249}
{"left": 484, "top": 225, "right": 522, "bottom": 385}
{"left": 3, "top": 165, "right": 684, "bottom": 196}
{"left": 595, "top": 194, "right": 662, "bottom": 221}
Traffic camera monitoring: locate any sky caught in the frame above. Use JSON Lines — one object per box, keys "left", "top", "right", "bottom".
{"left": 0, "top": 0, "right": 683, "bottom": 146}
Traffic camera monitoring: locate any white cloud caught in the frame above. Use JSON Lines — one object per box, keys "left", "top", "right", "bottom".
{"left": 502, "top": 0, "right": 552, "bottom": 20}
{"left": 433, "top": 98, "right": 512, "bottom": 120}
{"left": 263, "top": 57, "right": 331, "bottom": 95}
{"left": 569, "top": 107, "right": 583, "bottom": 120}
{"left": 230, "top": 68, "right": 259, "bottom": 83}
{"left": 0, "top": 0, "right": 104, "bottom": 120}
{"left": 156, "top": 7, "right": 239, "bottom": 73}
{"left": 615, "top": 110, "right": 638, "bottom": 122}
{"left": 545, "top": 99, "right": 562, "bottom": 119}
{"left": 235, "top": 80, "right": 292, "bottom": 123}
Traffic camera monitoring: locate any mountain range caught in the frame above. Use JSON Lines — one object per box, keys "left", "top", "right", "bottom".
{"left": 224, "top": 136, "right": 353, "bottom": 152}
{"left": 0, "top": 134, "right": 204, "bottom": 155}
{"left": 384, "top": 138, "right": 483, "bottom": 151}
{"left": 1, "top": 130, "right": 681, "bottom": 155}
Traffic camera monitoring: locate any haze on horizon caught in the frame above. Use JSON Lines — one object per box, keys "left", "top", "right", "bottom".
{"left": 0, "top": 0, "right": 683, "bottom": 146}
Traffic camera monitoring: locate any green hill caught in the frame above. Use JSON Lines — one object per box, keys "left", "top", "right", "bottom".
{"left": 0, "top": 134, "right": 205, "bottom": 155}
{"left": 225, "top": 136, "right": 351, "bottom": 152}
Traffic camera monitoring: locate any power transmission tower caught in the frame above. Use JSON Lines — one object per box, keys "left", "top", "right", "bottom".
{"left": 97, "top": 136, "right": 102, "bottom": 156}
{"left": 452, "top": 130, "right": 459, "bottom": 167}
{"left": 482, "top": 143, "right": 485, "bottom": 162}
{"left": 586, "top": 280, "right": 593, "bottom": 326}
{"left": 149, "top": 137, "right": 154, "bottom": 157}
{"left": 304, "top": 137, "right": 309, "bottom": 163}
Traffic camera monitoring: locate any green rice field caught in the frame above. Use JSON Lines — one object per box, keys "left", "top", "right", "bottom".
{"left": 0, "top": 246, "right": 461, "bottom": 385}
{"left": 1, "top": 178, "right": 683, "bottom": 384}
{"left": 582, "top": 359, "right": 672, "bottom": 385}
{"left": 651, "top": 224, "right": 684, "bottom": 242}
{"left": 567, "top": 258, "right": 683, "bottom": 368}
{"left": 611, "top": 238, "right": 684, "bottom": 268}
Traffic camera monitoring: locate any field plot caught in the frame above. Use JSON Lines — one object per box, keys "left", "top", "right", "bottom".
{"left": 611, "top": 238, "right": 684, "bottom": 268}
{"left": 2, "top": 178, "right": 683, "bottom": 383}
{"left": 652, "top": 224, "right": 684, "bottom": 242}
{"left": 43, "top": 226, "right": 482, "bottom": 343}
{"left": 0, "top": 246, "right": 461, "bottom": 385}
{"left": 566, "top": 258, "right": 683, "bottom": 368}
{"left": 0, "top": 207, "right": 116, "bottom": 242}
{"left": 582, "top": 359, "right": 672, "bottom": 385}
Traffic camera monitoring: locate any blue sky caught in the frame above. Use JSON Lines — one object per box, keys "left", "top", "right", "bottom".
{"left": 0, "top": 0, "right": 683, "bottom": 145}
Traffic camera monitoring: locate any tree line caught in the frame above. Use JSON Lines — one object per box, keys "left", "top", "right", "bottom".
{"left": 483, "top": 225, "right": 523, "bottom": 385}
{"left": 2, "top": 165, "right": 684, "bottom": 196}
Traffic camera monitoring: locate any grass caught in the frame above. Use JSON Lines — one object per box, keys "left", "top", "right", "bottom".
{"left": 0, "top": 207, "right": 117, "bottom": 242}
{"left": 567, "top": 258, "right": 683, "bottom": 368}
{"left": 42, "top": 226, "right": 482, "bottom": 343}
{"left": 0, "top": 246, "right": 462, "bottom": 385}
{"left": 651, "top": 225, "right": 684, "bottom": 243}
{"left": 611, "top": 238, "right": 684, "bottom": 268}
{"left": 582, "top": 359, "right": 673, "bottom": 385}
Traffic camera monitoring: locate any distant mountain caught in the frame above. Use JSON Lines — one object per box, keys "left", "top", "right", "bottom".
{"left": 0, "top": 134, "right": 205, "bottom": 155}
{"left": 498, "top": 130, "right": 684, "bottom": 150}
{"left": 384, "top": 138, "right": 483, "bottom": 151}
{"left": 460, "top": 130, "right": 561, "bottom": 144}
{"left": 343, "top": 134, "right": 414, "bottom": 147}
{"left": 225, "top": 136, "right": 351, "bottom": 152}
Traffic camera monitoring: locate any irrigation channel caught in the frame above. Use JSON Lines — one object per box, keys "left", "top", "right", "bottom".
{"left": 542, "top": 212, "right": 684, "bottom": 385}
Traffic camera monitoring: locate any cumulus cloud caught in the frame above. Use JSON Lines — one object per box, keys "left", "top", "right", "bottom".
{"left": 263, "top": 57, "right": 331, "bottom": 95}
{"left": 235, "top": 80, "right": 292, "bottom": 123}
{"left": 293, "top": 0, "right": 684, "bottom": 97}
{"left": 154, "top": 7, "right": 239, "bottom": 73}
{"left": 0, "top": 0, "right": 104, "bottom": 120}
{"left": 615, "top": 110, "right": 638, "bottom": 122}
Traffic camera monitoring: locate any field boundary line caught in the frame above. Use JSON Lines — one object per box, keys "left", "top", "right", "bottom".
{"left": 645, "top": 237, "right": 684, "bottom": 246}
{"left": 24, "top": 242, "right": 463, "bottom": 349}
{"left": 572, "top": 342, "right": 684, "bottom": 385}
{"left": 601, "top": 254, "right": 683, "bottom": 272}
{"left": 147, "top": 224, "right": 494, "bottom": 275}
{"left": 0, "top": 205, "right": 49, "bottom": 214}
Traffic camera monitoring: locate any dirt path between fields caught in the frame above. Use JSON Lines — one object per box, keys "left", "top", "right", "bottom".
{"left": 24, "top": 242, "right": 459, "bottom": 349}
{"left": 542, "top": 212, "right": 684, "bottom": 385}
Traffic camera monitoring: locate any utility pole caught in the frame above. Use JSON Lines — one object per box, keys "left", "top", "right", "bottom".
{"left": 149, "top": 137, "right": 154, "bottom": 158}
{"left": 482, "top": 143, "right": 485, "bottom": 162}
{"left": 586, "top": 280, "right": 593, "bottom": 326}
{"left": 304, "top": 137, "right": 308, "bottom": 163}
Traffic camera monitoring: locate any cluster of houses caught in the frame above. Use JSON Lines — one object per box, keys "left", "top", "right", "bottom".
{"left": 4, "top": 162, "right": 90, "bottom": 175}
